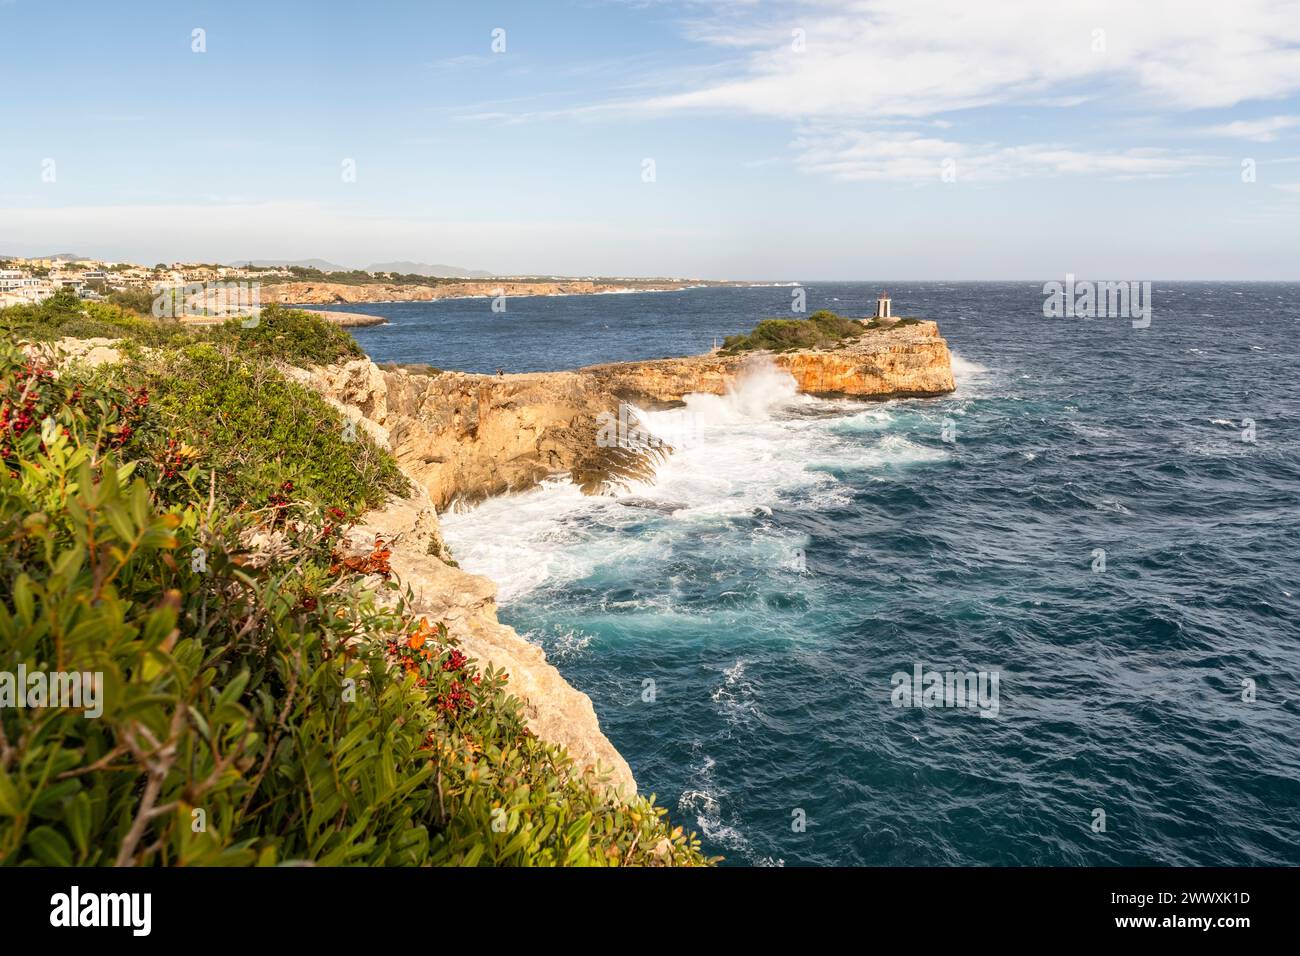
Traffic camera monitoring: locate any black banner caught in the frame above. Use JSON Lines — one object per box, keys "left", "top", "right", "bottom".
{"left": 0, "top": 866, "right": 1288, "bottom": 941}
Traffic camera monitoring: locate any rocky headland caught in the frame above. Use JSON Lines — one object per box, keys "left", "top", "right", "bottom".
{"left": 296, "top": 318, "right": 955, "bottom": 507}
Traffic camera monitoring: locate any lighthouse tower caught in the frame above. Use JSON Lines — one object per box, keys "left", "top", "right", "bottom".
{"left": 874, "top": 291, "right": 892, "bottom": 319}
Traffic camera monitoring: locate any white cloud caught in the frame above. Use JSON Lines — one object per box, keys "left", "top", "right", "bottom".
{"left": 645, "top": 0, "right": 1300, "bottom": 119}
{"left": 793, "top": 128, "right": 1216, "bottom": 183}
{"left": 1198, "top": 115, "right": 1300, "bottom": 142}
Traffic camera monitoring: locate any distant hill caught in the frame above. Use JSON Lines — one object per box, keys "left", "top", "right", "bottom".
{"left": 229, "top": 258, "right": 351, "bottom": 272}
{"left": 366, "top": 261, "right": 495, "bottom": 279}
{"left": 0, "top": 252, "right": 91, "bottom": 262}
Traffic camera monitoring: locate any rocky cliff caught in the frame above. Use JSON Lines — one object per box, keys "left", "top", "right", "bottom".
{"left": 36, "top": 320, "right": 953, "bottom": 800}
{"left": 297, "top": 319, "right": 955, "bottom": 507}
{"left": 30, "top": 317, "right": 954, "bottom": 805}
{"left": 291, "top": 318, "right": 955, "bottom": 797}
{"left": 587, "top": 319, "right": 955, "bottom": 407}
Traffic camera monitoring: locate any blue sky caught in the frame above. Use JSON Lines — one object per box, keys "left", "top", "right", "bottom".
{"left": 2, "top": 0, "right": 1299, "bottom": 278}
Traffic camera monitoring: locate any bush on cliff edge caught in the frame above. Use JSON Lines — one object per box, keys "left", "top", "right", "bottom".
{"left": 1, "top": 295, "right": 362, "bottom": 368}
{"left": 719, "top": 309, "right": 867, "bottom": 355}
{"left": 94, "top": 342, "right": 407, "bottom": 514}
{"left": 0, "top": 342, "right": 711, "bottom": 866}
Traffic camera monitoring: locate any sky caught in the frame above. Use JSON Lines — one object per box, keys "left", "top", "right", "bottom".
{"left": 2, "top": 0, "right": 1299, "bottom": 279}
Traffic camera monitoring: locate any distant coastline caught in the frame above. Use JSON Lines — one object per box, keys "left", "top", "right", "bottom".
{"left": 269, "top": 277, "right": 748, "bottom": 307}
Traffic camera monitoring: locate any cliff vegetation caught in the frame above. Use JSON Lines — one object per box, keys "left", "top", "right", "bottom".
{"left": 719, "top": 309, "right": 922, "bottom": 355}
{"left": 0, "top": 292, "right": 362, "bottom": 367}
{"left": 0, "top": 303, "right": 712, "bottom": 866}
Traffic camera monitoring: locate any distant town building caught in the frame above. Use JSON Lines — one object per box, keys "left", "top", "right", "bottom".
{"left": 875, "top": 291, "right": 892, "bottom": 319}
{"left": 0, "top": 269, "right": 55, "bottom": 304}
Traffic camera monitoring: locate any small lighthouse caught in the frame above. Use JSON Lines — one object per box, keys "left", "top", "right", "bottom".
{"left": 874, "top": 291, "right": 892, "bottom": 319}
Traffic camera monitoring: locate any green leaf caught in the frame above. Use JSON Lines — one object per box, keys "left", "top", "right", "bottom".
{"left": 0, "top": 771, "right": 22, "bottom": 817}
{"left": 27, "top": 826, "right": 74, "bottom": 866}
{"left": 12, "top": 574, "right": 33, "bottom": 624}
{"left": 65, "top": 792, "right": 92, "bottom": 857}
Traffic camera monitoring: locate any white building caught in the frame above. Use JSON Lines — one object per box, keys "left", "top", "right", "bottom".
{"left": 875, "top": 291, "right": 892, "bottom": 319}
{"left": 0, "top": 275, "right": 54, "bottom": 305}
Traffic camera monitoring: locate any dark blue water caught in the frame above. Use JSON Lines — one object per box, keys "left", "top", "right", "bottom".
{"left": 348, "top": 283, "right": 1300, "bottom": 865}
{"left": 344, "top": 285, "right": 817, "bottom": 371}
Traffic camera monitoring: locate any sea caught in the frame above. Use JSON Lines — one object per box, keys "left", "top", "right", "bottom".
{"left": 342, "top": 282, "right": 1300, "bottom": 866}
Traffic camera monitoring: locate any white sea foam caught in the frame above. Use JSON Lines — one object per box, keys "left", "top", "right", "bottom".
{"left": 1093, "top": 497, "right": 1132, "bottom": 514}
{"left": 441, "top": 357, "right": 946, "bottom": 600}
{"left": 949, "top": 351, "right": 988, "bottom": 385}
{"left": 543, "top": 627, "right": 593, "bottom": 662}
{"left": 710, "top": 658, "right": 763, "bottom": 725}
{"left": 813, "top": 433, "right": 948, "bottom": 472}
{"left": 830, "top": 407, "right": 894, "bottom": 434}
{"left": 676, "top": 745, "right": 783, "bottom": 865}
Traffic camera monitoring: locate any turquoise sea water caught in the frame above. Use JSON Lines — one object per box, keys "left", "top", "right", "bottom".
{"left": 346, "top": 283, "right": 1300, "bottom": 865}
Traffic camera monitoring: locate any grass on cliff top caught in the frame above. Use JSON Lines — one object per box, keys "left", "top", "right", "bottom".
{"left": 1, "top": 291, "right": 362, "bottom": 367}
{"left": 0, "top": 289, "right": 190, "bottom": 348}
{"left": 0, "top": 340, "right": 713, "bottom": 866}
{"left": 718, "top": 310, "right": 926, "bottom": 355}
{"left": 719, "top": 309, "right": 867, "bottom": 355}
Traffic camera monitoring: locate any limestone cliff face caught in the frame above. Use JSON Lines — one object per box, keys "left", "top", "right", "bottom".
{"left": 587, "top": 320, "right": 955, "bottom": 407}
{"left": 36, "top": 321, "right": 954, "bottom": 804}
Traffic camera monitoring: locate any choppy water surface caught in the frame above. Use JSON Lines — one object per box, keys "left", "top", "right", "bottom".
{"left": 350, "top": 283, "right": 1300, "bottom": 865}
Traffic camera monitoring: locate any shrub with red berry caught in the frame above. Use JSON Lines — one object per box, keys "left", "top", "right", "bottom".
{"left": 0, "top": 338, "right": 713, "bottom": 867}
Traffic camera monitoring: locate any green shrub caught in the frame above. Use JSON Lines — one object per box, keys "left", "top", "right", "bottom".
{"left": 720, "top": 309, "right": 867, "bottom": 354}
{"left": 204, "top": 304, "right": 364, "bottom": 366}
{"left": 2, "top": 296, "right": 362, "bottom": 369}
{"left": 0, "top": 343, "right": 711, "bottom": 866}
{"left": 0, "top": 290, "right": 187, "bottom": 348}
{"left": 93, "top": 343, "right": 408, "bottom": 515}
